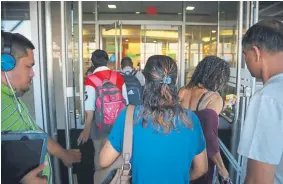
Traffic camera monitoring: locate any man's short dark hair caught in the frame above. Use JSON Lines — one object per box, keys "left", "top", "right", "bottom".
{"left": 121, "top": 57, "right": 133, "bottom": 69}
{"left": 91, "top": 49, "right": 108, "bottom": 67}
{"left": 1, "top": 31, "right": 35, "bottom": 62}
{"left": 242, "top": 20, "right": 283, "bottom": 53}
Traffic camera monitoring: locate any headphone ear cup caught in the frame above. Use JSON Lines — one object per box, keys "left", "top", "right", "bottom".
{"left": 1, "top": 54, "right": 16, "bottom": 71}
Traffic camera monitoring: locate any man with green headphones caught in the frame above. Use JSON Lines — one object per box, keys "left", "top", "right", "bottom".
{"left": 1, "top": 31, "right": 81, "bottom": 183}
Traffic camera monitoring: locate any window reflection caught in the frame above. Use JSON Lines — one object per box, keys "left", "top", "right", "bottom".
{"left": 217, "top": 1, "right": 238, "bottom": 125}
{"left": 184, "top": 25, "right": 217, "bottom": 85}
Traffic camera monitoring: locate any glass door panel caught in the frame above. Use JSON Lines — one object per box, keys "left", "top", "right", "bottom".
{"left": 141, "top": 25, "right": 180, "bottom": 70}
{"left": 184, "top": 25, "right": 218, "bottom": 85}
{"left": 120, "top": 25, "right": 142, "bottom": 70}
{"left": 100, "top": 22, "right": 120, "bottom": 70}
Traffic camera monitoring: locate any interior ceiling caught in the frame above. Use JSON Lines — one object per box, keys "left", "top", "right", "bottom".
{"left": 1, "top": 1, "right": 283, "bottom": 21}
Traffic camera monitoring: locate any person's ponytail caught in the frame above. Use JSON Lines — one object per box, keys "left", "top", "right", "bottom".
{"left": 141, "top": 55, "right": 192, "bottom": 133}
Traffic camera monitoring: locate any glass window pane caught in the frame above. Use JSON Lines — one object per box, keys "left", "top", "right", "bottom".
{"left": 184, "top": 25, "right": 217, "bottom": 84}
{"left": 141, "top": 25, "right": 180, "bottom": 70}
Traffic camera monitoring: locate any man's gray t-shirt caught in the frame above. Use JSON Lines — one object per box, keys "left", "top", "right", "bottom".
{"left": 238, "top": 73, "right": 283, "bottom": 184}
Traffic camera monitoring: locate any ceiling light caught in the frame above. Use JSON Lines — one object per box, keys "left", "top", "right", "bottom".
{"left": 125, "top": 39, "right": 129, "bottom": 42}
{"left": 108, "top": 5, "right": 116, "bottom": 9}
{"left": 211, "top": 30, "right": 216, "bottom": 33}
{"left": 186, "top": 6, "right": 195, "bottom": 11}
{"left": 178, "top": 12, "right": 182, "bottom": 15}
{"left": 136, "top": 12, "right": 140, "bottom": 14}
{"left": 153, "top": 40, "right": 156, "bottom": 43}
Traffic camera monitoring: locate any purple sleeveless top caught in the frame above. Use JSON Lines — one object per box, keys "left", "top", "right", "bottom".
{"left": 191, "top": 108, "right": 220, "bottom": 184}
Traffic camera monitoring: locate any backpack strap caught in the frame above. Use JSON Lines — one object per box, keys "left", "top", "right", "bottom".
{"left": 130, "top": 70, "right": 137, "bottom": 76}
{"left": 122, "top": 105, "right": 135, "bottom": 169}
{"left": 109, "top": 71, "right": 118, "bottom": 84}
{"left": 88, "top": 74, "right": 103, "bottom": 88}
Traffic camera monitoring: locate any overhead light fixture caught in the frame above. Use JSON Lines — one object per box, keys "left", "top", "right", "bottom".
{"left": 153, "top": 40, "right": 156, "bottom": 43}
{"left": 108, "top": 5, "right": 116, "bottom": 9}
{"left": 178, "top": 12, "right": 182, "bottom": 15}
{"left": 136, "top": 12, "right": 140, "bottom": 14}
{"left": 211, "top": 30, "right": 216, "bottom": 33}
{"left": 125, "top": 39, "right": 129, "bottom": 42}
{"left": 186, "top": 6, "right": 195, "bottom": 11}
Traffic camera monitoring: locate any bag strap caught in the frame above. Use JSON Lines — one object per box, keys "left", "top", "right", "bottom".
{"left": 109, "top": 71, "right": 118, "bottom": 84}
{"left": 122, "top": 105, "right": 135, "bottom": 168}
{"left": 130, "top": 70, "right": 137, "bottom": 76}
{"left": 88, "top": 74, "right": 103, "bottom": 88}
{"left": 196, "top": 90, "right": 217, "bottom": 111}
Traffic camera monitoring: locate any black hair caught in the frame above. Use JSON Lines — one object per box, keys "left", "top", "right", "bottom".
{"left": 91, "top": 49, "right": 109, "bottom": 68}
{"left": 1, "top": 31, "right": 35, "bottom": 62}
{"left": 85, "top": 65, "right": 96, "bottom": 76}
{"left": 187, "top": 56, "right": 230, "bottom": 91}
{"left": 242, "top": 19, "right": 283, "bottom": 53}
{"left": 141, "top": 55, "right": 191, "bottom": 133}
{"left": 121, "top": 57, "right": 133, "bottom": 69}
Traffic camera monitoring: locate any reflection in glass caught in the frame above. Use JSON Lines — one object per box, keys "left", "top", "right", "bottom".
{"left": 100, "top": 24, "right": 121, "bottom": 70}
{"left": 142, "top": 25, "right": 180, "bottom": 70}
{"left": 184, "top": 26, "right": 218, "bottom": 84}
{"left": 100, "top": 25, "right": 180, "bottom": 71}
{"left": 218, "top": 1, "right": 239, "bottom": 124}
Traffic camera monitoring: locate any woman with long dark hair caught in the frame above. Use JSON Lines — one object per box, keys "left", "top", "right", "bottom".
{"left": 179, "top": 56, "right": 231, "bottom": 184}
{"left": 99, "top": 55, "right": 208, "bottom": 183}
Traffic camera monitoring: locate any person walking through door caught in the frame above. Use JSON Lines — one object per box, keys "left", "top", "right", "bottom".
{"left": 178, "top": 56, "right": 231, "bottom": 184}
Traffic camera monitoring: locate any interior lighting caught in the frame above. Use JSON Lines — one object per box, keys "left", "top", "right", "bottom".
{"left": 108, "top": 5, "right": 116, "bottom": 9}
{"left": 186, "top": 6, "right": 195, "bottom": 11}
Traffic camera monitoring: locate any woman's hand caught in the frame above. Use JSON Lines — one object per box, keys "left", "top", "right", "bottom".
{"left": 218, "top": 167, "right": 229, "bottom": 180}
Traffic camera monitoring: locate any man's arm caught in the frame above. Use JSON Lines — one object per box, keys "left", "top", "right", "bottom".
{"left": 77, "top": 110, "right": 93, "bottom": 145}
{"left": 38, "top": 127, "right": 81, "bottom": 167}
{"left": 77, "top": 84, "right": 96, "bottom": 145}
{"left": 37, "top": 126, "right": 66, "bottom": 159}
{"left": 245, "top": 159, "right": 276, "bottom": 184}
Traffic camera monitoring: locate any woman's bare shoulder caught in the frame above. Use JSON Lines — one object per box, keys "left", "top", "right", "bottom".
{"left": 178, "top": 86, "right": 191, "bottom": 97}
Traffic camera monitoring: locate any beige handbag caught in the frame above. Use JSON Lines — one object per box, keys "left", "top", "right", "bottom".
{"left": 93, "top": 105, "right": 134, "bottom": 184}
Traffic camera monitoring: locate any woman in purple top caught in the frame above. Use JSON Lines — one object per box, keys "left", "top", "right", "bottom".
{"left": 179, "top": 56, "right": 231, "bottom": 184}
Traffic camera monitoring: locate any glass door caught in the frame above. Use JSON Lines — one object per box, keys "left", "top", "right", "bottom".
{"left": 99, "top": 23, "right": 181, "bottom": 82}
{"left": 100, "top": 21, "right": 121, "bottom": 70}
{"left": 184, "top": 25, "right": 218, "bottom": 85}
{"left": 141, "top": 25, "right": 180, "bottom": 68}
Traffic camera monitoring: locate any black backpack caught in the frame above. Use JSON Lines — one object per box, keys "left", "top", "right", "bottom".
{"left": 121, "top": 70, "right": 143, "bottom": 105}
